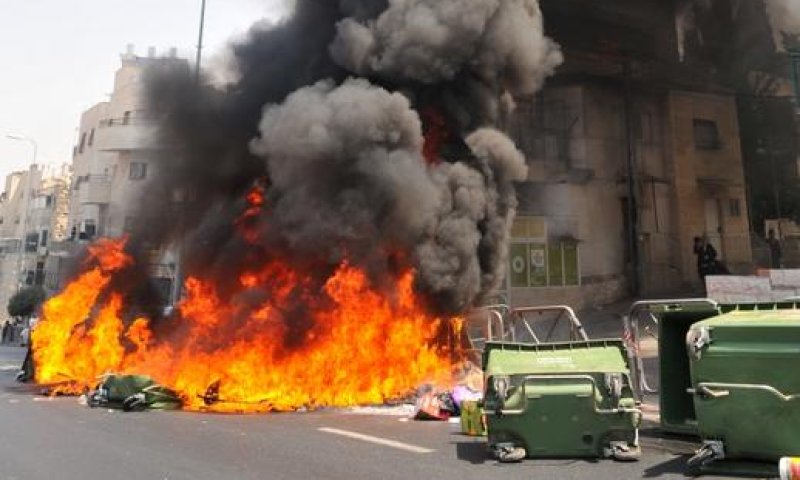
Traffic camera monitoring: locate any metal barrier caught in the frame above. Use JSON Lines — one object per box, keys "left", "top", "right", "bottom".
{"left": 463, "top": 306, "right": 509, "bottom": 362}
{"left": 462, "top": 305, "right": 590, "bottom": 364}
{"left": 509, "top": 305, "right": 589, "bottom": 343}
{"left": 623, "top": 298, "right": 718, "bottom": 398}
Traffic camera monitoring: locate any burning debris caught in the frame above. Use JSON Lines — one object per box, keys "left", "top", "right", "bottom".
{"left": 31, "top": 0, "right": 561, "bottom": 412}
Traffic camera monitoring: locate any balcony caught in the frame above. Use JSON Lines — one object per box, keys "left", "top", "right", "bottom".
{"left": 95, "top": 117, "right": 158, "bottom": 152}
{"left": 77, "top": 175, "right": 112, "bottom": 205}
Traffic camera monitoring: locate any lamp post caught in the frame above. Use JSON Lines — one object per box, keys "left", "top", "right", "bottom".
{"left": 195, "top": 0, "right": 207, "bottom": 82}
{"left": 5, "top": 135, "right": 37, "bottom": 167}
{"left": 5, "top": 135, "right": 38, "bottom": 292}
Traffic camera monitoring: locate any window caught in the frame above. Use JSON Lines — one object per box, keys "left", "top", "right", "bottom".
{"left": 123, "top": 111, "right": 131, "bottom": 125}
{"left": 88, "top": 128, "right": 95, "bottom": 146}
{"left": 79, "top": 132, "right": 87, "bottom": 153}
{"left": 506, "top": 97, "right": 575, "bottom": 164}
{"left": 80, "top": 220, "right": 97, "bottom": 240}
{"left": 35, "top": 262, "right": 45, "bottom": 286}
{"left": 693, "top": 119, "right": 721, "bottom": 150}
{"left": 25, "top": 233, "right": 39, "bottom": 252}
{"left": 40, "top": 230, "right": 48, "bottom": 247}
{"left": 44, "top": 195, "right": 53, "bottom": 208}
{"left": 729, "top": 198, "right": 741, "bottom": 217}
{"left": 509, "top": 216, "right": 580, "bottom": 288}
{"left": 129, "top": 162, "right": 147, "bottom": 180}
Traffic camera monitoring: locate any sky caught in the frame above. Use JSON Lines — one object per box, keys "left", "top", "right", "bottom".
{"left": 0, "top": 0, "right": 289, "bottom": 182}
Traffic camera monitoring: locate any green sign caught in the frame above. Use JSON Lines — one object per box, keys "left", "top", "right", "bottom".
{"left": 529, "top": 244, "right": 547, "bottom": 286}
{"left": 509, "top": 243, "right": 529, "bottom": 287}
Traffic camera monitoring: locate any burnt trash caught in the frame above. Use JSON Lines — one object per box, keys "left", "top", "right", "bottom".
{"left": 201, "top": 380, "right": 221, "bottom": 406}
{"left": 87, "top": 374, "right": 182, "bottom": 411}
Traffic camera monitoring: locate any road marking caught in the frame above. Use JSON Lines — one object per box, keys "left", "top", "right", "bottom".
{"left": 318, "top": 427, "right": 434, "bottom": 454}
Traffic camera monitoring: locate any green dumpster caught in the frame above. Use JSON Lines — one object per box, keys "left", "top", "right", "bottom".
{"left": 685, "top": 307, "right": 800, "bottom": 465}
{"left": 482, "top": 340, "right": 641, "bottom": 461}
{"left": 654, "top": 303, "right": 719, "bottom": 435}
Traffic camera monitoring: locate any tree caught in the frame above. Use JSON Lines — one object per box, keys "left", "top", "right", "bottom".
{"left": 7, "top": 287, "right": 46, "bottom": 318}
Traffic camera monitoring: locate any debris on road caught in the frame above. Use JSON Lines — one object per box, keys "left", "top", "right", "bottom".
{"left": 87, "top": 374, "right": 182, "bottom": 411}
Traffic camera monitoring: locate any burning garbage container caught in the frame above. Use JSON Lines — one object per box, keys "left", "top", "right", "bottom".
{"left": 482, "top": 340, "right": 641, "bottom": 462}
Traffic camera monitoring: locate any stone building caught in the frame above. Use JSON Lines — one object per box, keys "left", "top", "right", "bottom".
{"left": 497, "top": 0, "right": 760, "bottom": 308}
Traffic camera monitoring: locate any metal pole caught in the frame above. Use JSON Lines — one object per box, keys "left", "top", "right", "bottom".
{"left": 172, "top": 0, "right": 207, "bottom": 308}
{"left": 623, "top": 61, "right": 642, "bottom": 297}
{"left": 789, "top": 51, "right": 799, "bottom": 107}
{"left": 195, "top": 0, "right": 207, "bottom": 82}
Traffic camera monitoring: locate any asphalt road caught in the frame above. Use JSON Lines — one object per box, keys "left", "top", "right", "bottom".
{"left": 0, "top": 346, "right": 749, "bottom": 480}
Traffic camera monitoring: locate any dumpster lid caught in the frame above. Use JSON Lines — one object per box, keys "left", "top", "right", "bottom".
{"left": 695, "top": 308, "right": 800, "bottom": 328}
{"left": 483, "top": 340, "right": 629, "bottom": 376}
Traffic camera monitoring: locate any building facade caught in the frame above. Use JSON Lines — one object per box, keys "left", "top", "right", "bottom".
{"left": 65, "top": 46, "right": 185, "bottom": 307}
{"left": 497, "top": 0, "right": 758, "bottom": 308}
{"left": 0, "top": 165, "right": 71, "bottom": 316}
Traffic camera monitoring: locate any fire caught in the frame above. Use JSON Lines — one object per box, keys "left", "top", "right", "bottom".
{"left": 422, "top": 107, "right": 450, "bottom": 164}
{"left": 32, "top": 239, "right": 459, "bottom": 412}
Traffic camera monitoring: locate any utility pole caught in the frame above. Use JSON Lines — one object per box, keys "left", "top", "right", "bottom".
{"left": 623, "top": 61, "right": 642, "bottom": 297}
{"left": 195, "top": 0, "right": 207, "bottom": 82}
{"left": 171, "top": 0, "right": 207, "bottom": 308}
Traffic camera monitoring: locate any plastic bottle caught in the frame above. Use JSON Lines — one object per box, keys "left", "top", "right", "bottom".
{"left": 779, "top": 457, "right": 800, "bottom": 480}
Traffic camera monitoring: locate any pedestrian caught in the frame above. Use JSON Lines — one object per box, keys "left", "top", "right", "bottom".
{"left": 693, "top": 236, "right": 705, "bottom": 281}
{"left": 768, "top": 229, "right": 782, "bottom": 269}
{"left": 694, "top": 236, "right": 719, "bottom": 282}
{"left": 1, "top": 320, "right": 8, "bottom": 344}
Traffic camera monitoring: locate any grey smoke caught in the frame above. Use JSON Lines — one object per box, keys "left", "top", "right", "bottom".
{"left": 330, "top": 0, "right": 562, "bottom": 95}
{"left": 139, "top": 0, "right": 557, "bottom": 316}
{"left": 250, "top": 79, "right": 527, "bottom": 313}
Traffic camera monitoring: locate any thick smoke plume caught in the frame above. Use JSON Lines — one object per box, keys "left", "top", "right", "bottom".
{"left": 138, "top": 0, "right": 560, "bottom": 315}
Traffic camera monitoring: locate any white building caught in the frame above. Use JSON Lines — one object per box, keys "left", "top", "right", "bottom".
{"left": 66, "top": 46, "right": 186, "bottom": 306}
{"left": 0, "top": 164, "right": 71, "bottom": 315}
{"left": 68, "top": 46, "right": 176, "bottom": 240}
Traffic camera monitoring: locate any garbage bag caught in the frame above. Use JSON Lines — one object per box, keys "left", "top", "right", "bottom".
{"left": 88, "top": 374, "right": 182, "bottom": 411}
{"left": 413, "top": 391, "right": 450, "bottom": 420}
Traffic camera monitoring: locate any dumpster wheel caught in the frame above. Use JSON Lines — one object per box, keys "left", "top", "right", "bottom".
{"left": 607, "top": 442, "right": 641, "bottom": 462}
{"left": 494, "top": 443, "right": 527, "bottom": 463}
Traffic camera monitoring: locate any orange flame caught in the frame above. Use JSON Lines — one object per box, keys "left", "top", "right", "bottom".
{"left": 32, "top": 238, "right": 460, "bottom": 412}
{"left": 421, "top": 107, "right": 449, "bottom": 164}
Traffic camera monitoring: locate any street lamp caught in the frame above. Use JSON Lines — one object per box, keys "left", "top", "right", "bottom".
{"left": 5, "top": 135, "right": 38, "bottom": 167}
{"left": 5, "top": 134, "right": 38, "bottom": 292}
{"left": 195, "top": 0, "right": 207, "bottom": 82}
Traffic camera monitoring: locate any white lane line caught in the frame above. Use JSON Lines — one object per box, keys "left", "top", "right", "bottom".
{"left": 318, "top": 427, "right": 435, "bottom": 454}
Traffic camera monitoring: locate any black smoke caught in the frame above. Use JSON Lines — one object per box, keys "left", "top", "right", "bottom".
{"left": 132, "top": 0, "right": 560, "bottom": 315}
